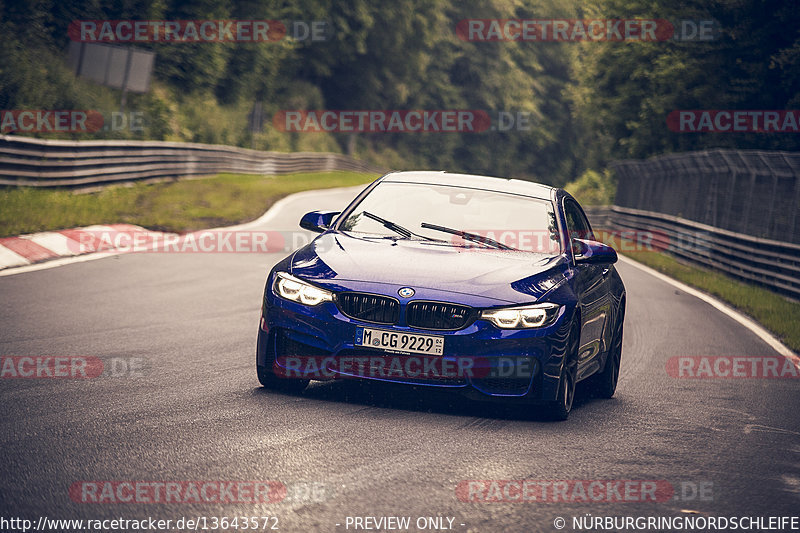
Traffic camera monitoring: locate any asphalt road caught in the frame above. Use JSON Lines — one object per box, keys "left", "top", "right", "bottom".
{"left": 1, "top": 186, "right": 799, "bottom": 533}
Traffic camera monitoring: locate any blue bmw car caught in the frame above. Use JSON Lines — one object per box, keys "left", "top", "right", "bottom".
{"left": 257, "top": 171, "right": 625, "bottom": 419}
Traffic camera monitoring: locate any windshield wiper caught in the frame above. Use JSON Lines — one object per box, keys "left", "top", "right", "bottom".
{"left": 363, "top": 212, "right": 440, "bottom": 241}
{"left": 420, "top": 222, "right": 513, "bottom": 250}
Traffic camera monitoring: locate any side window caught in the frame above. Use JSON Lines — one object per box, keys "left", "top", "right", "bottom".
{"left": 564, "top": 200, "right": 594, "bottom": 255}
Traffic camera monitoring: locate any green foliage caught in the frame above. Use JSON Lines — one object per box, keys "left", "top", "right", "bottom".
{"left": 1, "top": 0, "right": 798, "bottom": 182}
{"left": 564, "top": 168, "right": 616, "bottom": 205}
{"left": 569, "top": 0, "right": 800, "bottom": 168}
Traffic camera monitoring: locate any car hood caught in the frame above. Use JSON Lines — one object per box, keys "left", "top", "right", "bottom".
{"left": 288, "top": 232, "right": 569, "bottom": 305}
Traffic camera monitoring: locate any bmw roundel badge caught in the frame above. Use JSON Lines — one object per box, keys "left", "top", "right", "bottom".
{"left": 398, "top": 287, "right": 415, "bottom": 298}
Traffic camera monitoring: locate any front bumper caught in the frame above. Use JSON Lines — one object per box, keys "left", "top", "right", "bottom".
{"left": 258, "top": 288, "right": 573, "bottom": 402}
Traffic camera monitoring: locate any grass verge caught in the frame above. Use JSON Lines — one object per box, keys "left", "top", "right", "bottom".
{"left": 0, "top": 171, "right": 378, "bottom": 237}
{"left": 619, "top": 248, "right": 800, "bottom": 354}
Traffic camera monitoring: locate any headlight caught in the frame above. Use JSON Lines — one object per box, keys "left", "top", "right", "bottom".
{"left": 480, "top": 303, "right": 561, "bottom": 329}
{"left": 273, "top": 272, "right": 333, "bottom": 306}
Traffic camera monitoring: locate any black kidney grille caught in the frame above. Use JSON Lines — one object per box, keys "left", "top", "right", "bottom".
{"left": 405, "top": 301, "right": 474, "bottom": 330}
{"left": 336, "top": 292, "right": 399, "bottom": 324}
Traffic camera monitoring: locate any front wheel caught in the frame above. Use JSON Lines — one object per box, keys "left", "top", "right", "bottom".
{"left": 588, "top": 304, "right": 624, "bottom": 399}
{"left": 257, "top": 364, "right": 309, "bottom": 393}
{"left": 546, "top": 364, "right": 576, "bottom": 420}
{"left": 545, "top": 324, "right": 579, "bottom": 420}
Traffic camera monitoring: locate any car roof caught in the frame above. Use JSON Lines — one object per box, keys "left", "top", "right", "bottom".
{"left": 379, "top": 171, "right": 556, "bottom": 200}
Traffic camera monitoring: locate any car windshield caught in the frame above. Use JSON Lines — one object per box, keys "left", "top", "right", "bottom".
{"left": 337, "top": 181, "right": 561, "bottom": 254}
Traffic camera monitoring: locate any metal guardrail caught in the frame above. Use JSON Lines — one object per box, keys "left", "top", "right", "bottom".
{"left": 0, "top": 135, "right": 386, "bottom": 187}
{"left": 584, "top": 205, "right": 800, "bottom": 300}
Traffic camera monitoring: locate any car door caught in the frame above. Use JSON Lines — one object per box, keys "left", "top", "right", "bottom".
{"left": 564, "top": 199, "right": 612, "bottom": 380}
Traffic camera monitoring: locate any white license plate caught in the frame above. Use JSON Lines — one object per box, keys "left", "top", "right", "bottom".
{"left": 355, "top": 327, "right": 444, "bottom": 355}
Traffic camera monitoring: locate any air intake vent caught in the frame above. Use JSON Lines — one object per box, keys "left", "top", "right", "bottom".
{"left": 336, "top": 292, "right": 400, "bottom": 325}
{"left": 406, "top": 301, "right": 475, "bottom": 330}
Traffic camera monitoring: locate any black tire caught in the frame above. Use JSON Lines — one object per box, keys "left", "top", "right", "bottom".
{"left": 588, "top": 304, "right": 624, "bottom": 399}
{"left": 545, "top": 323, "right": 579, "bottom": 421}
{"left": 257, "top": 364, "right": 309, "bottom": 393}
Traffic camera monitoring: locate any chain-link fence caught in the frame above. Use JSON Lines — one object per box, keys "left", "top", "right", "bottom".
{"left": 612, "top": 149, "right": 800, "bottom": 244}
{"left": 606, "top": 149, "right": 800, "bottom": 298}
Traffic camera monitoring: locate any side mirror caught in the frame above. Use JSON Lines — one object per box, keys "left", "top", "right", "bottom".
{"left": 300, "top": 211, "right": 340, "bottom": 233}
{"left": 573, "top": 239, "right": 618, "bottom": 265}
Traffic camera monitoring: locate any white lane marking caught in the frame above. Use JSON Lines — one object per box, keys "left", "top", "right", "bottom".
{"left": 24, "top": 232, "right": 78, "bottom": 256}
{"left": 0, "top": 244, "right": 30, "bottom": 268}
{"left": 618, "top": 255, "right": 798, "bottom": 362}
{"left": 781, "top": 475, "right": 800, "bottom": 494}
{"left": 0, "top": 252, "right": 120, "bottom": 276}
{"left": 744, "top": 424, "right": 800, "bottom": 437}
{"left": 718, "top": 407, "right": 757, "bottom": 421}
{"left": 0, "top": 186, "right": 365, "bottom": 276}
